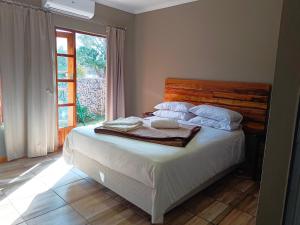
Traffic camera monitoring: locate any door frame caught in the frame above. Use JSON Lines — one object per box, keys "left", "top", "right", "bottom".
{"left": 55, "top": 28, "right": 77, "bottom": 147}
{"left": 55, "top": 27, "right": 106, "bottom": 147}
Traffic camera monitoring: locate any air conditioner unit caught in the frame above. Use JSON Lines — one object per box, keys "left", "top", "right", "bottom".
{"left": 42, "top": 0, "right": 95, "bottom": 19}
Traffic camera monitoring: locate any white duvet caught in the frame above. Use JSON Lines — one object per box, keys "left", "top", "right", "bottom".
{"left": 64, "top": 121, "right": 244, "bottom": 214}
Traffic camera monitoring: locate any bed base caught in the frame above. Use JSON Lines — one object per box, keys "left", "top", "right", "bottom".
{"left": 69, "top": 150, "right": 238, "bottom": 224}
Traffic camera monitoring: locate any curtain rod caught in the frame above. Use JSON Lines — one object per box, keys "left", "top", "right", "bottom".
{"left": 0, "top": 0, "right": 127, "bottom": 31}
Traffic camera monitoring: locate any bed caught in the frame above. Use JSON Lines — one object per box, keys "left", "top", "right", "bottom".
{"left": 63, "top": 78, "right": 271, "bottom": 223}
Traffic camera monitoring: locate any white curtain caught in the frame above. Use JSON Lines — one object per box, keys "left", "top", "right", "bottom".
{"left": 106, "top": 27, "right": 125, "bottom": 121}
{"left": 0, "top": 3, "right": 57, "bottom": 160}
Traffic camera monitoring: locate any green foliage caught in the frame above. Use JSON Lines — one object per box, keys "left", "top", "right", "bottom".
{"left": 57, "top": 47, "right": 67, "bottom": 71}
{"left": 76, "top": 66, "right": 86, "bottom": 78}
{"left": 58, "top": 83, "right": 67, "bottom": 104}
{"left": 76, "top": 98, "right": 97, "bottom": 125}
{"left": 76, "top": 34, "right": 106, "bottom": 77}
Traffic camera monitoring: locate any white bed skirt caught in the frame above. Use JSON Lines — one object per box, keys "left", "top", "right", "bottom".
{"left": 64, "top": 148, "right": 238, "bottom": 223}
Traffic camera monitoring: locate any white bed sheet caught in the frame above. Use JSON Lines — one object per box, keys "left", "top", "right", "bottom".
{"left": 63, "top": 121, "right": 245, "bottom": 220}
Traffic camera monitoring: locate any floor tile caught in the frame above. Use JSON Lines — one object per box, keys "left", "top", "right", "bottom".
{"left": 54, "top": 179, "right": 102, "bottom": 203}
{"left": 237, "top": 195, "right": 258, "bottom": 216}
{"left": 211, "top": 206, "right": 233, "bottom": 225}
{"left": 127, "top": 204, "right": 150, "bottom": 219}
{"left": 198, "top": 201, "right": 229, "bottom": 222}
{"left": 116, "top": 211, "right": 146, "bottom": 225}
{"left": 164, "top": 207, "right": 194, "bottom": 225}
{"left": 0, "top": 168, "right": 35, "bottom": 188}
{"left": 30, "top": 157, "right": 80, "bottom": 189}
{"left": 183, "top": 194, "right": 215, "bottom": 215}
{"left": 103, "top": 187, "right": 118, "bottom": 198}
{"left": 20, "top": 156, "right": 54, "bottom": 169}
{"left": 205, "top": 182, "right": 247, "bottom": 206}
{"left": 0, "top": 202, "right": 25, "bottom": 225}
{"left": 10, "top": 190, "right": 66, "bottom": 221}
{"left": 0, "top": 189, "right": 10, "bottom": 206}
{"left": 247, "top": 184, "right": 260, "bottom": 198}
{"left": 25, "top": 159, "right": 58, "bottom": 175}
{"left": 218, "top": 209, "right": 253, "bottom": 225}
{"left": 229, "top": 178, "right": 256, "bottom": 193}
{"left": 71, "top": 191, "right": 118, "bottom": 220}
{"left": 247, "top": 216, "right": 256, "bottom": 225}
{"left": 87, "top": 204, "right": 127, "bottom": 225}
{"left": 216, "top": 189, "right": 246, "bottom": 207}
{"left": 0, "top": 160, "right": 25, "bottom": 173}
{"left": 25, "top": 205, "right": 86, "bottom": 225}
{"left": 3, "top": 177, "right": 49, "bottom": 200}
{"left": 184, "top": 216, "right": 211, "bottom": 225}
{"left": 89, "top": 204, "right": 146, "bottom": 225}
{"left": 36, "top": 170, "right": 82, "bottom": 189}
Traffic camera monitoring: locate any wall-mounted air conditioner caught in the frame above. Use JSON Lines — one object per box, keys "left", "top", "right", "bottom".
{"left": 42, "top": 0, "right": 95, "bottom": 19}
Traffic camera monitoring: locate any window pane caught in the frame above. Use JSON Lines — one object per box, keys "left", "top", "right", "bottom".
{"left": 58, "top": 82, "right": 74, "bottom": 104}
{"left": 57, "top": 56, "right": 74, "bottom": 79}
{"left": 58, "top": 106, "right": 74, "bottom": 128}
{"left": 56, "top": 37, "right": 68, "bottom": 54}
{"left": 56, "top": 30, "right": 74, "bottom": 55}
{"left": 76, "top": 33, "right": 107, "bottom": 79}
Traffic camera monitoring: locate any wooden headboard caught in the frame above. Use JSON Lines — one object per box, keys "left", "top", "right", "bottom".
{"left": 164, "top": 78, "right": 272, "bottom": 134}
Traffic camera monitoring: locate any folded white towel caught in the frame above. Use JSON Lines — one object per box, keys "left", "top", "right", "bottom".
{"left": 103, "top": 117, "right": 143, "bottom": 126}
{"left": 102, "top": 123, "right": 143, "bottom": 132}
{"left": 150, "top": 119, "right": 179, "bottom": 129}
{"left": 102, "top": 117, "right": 143, "bottom": 132}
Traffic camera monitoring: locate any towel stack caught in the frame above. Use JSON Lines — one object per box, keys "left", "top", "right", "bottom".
{"left": 102, "top": 117, "right": 143, "bottom": 132}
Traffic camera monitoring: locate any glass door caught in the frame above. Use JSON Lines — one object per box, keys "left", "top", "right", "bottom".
{"left": 55, "top": 29, "right": 77, "bottom": 147}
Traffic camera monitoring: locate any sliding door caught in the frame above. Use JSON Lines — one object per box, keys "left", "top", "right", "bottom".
{"left": 55, "top": 29, "right": 77, "bottom": 147}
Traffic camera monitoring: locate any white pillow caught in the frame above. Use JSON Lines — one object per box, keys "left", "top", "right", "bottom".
{"left": 189, "top": 105, "right": 243, "bottom": 123}
{"left": 153, "top": 110, "right": 195, "bottom": 121}
{"left": 189, "top": 116, "right": 241, "bottom": 131}
{"left": 150, "top": 119, "right": 179, "bottom": 129}
{"left": 154, "top": 101, "right": 194, "bottom": 113}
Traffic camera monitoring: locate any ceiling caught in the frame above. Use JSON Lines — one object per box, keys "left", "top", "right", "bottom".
{"left": 95, "top": 0, "right": 198, "bottom": 14}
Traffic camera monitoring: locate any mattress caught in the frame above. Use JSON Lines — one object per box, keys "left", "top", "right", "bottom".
{"left": 64, "top": 121, "right": 244, "bottom": 190}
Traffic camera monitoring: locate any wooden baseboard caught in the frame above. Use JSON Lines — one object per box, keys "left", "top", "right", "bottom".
{"left": 0, "top": 156, "right": 7, "bottom": 163}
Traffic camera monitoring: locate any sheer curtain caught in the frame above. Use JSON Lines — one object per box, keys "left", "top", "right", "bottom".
{"left": 0, "top": 2, "right": 57, "bottom": 160}
{"left": 106, "top": 27, "right": 125, "bottom": 121}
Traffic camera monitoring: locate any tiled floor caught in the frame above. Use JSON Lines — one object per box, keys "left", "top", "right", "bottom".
{"left": 0, "top": 153, "right": 259, "bottom": 225}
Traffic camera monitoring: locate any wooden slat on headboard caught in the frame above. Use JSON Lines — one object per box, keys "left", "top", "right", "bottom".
{"left": 164, "top": 78, "right": 272, "bottom": 134}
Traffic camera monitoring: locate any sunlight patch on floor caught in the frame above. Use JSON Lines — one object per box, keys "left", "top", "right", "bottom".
{"left": 32, "top": 158, "right": 73, "bottom": 188}
{"left": 7, "top": 164, "right": 39, "bottom": 185}
{"left": 0, "top": 156, "right": 72, "bottom": 224}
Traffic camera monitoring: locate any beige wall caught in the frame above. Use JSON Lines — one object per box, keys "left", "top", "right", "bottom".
{"left": 256, "top": 0, "right": 300, "bottom": 224}
{"left": 131, "top": 0, "right": 283, "bottom": 116}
